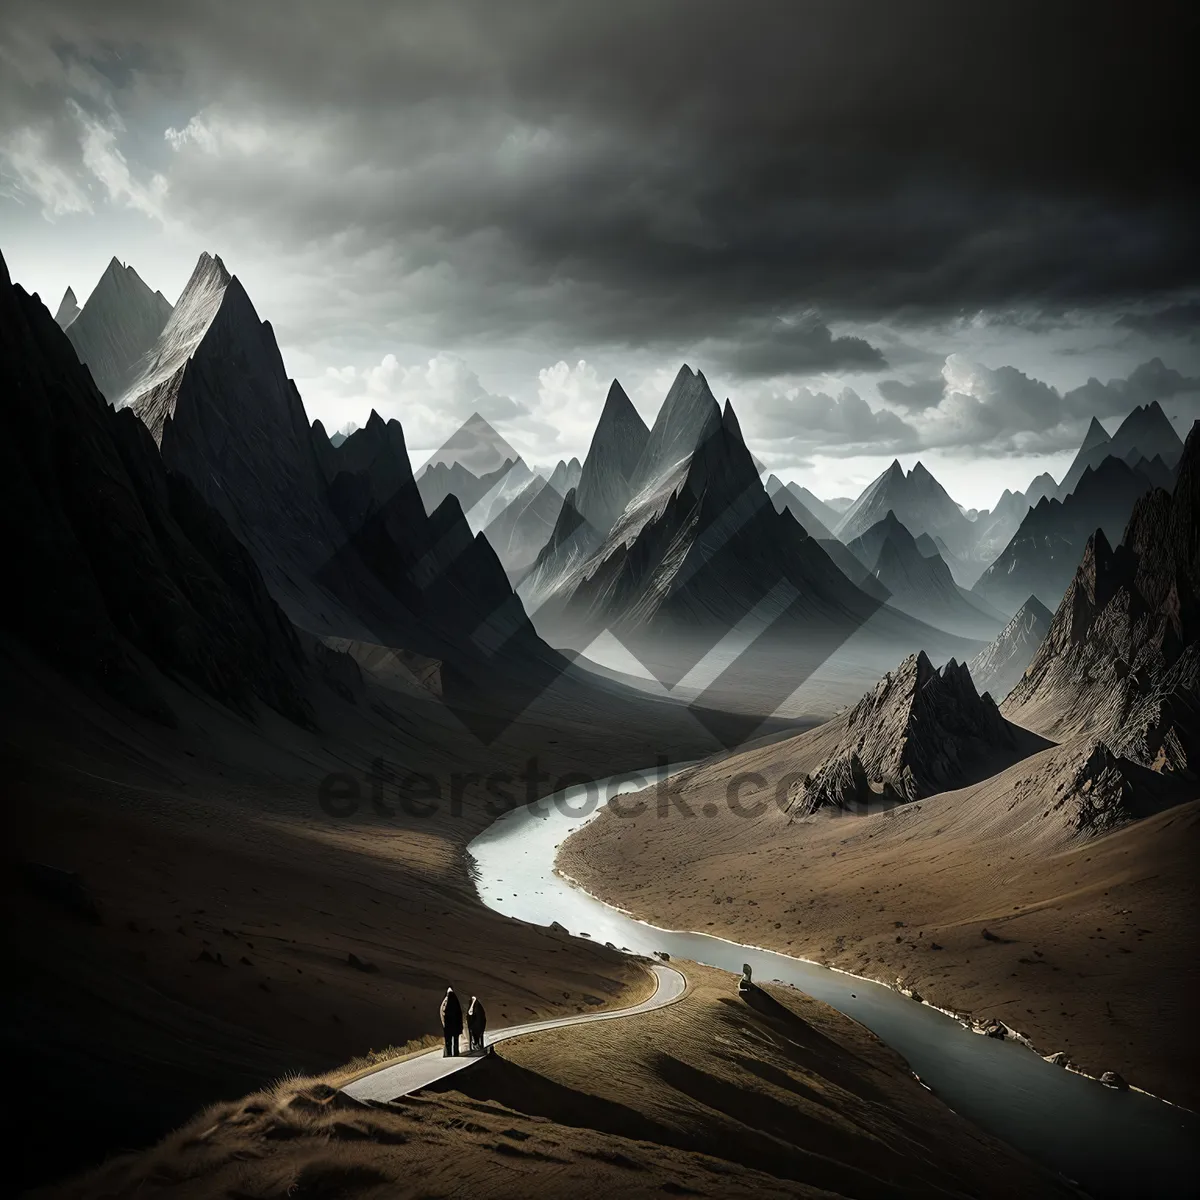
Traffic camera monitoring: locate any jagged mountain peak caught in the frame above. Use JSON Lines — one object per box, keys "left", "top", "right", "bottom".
{"left": 1111, "top": 395, "right": 1185, "bottom": 464}
{"left": 54, "top": 285, "right": 80, "bottom": 328}
{"left": 602, "top": 376, "right": 638, "bottom": 417}
{"left": 720, "top": 397, "right": 743, "bottom": 438}
{"left": 836, "top": 456, "right": 974, "bottom": 556}
{"left": 0, "top": 246, "right": 313, "bottom": 728}
{"left": 65, "top": 255, "right": 174, "bottom": 403}
{"left": 123, "top": 253, "right": 260, "bottom": 437}
{"left": 628, "top": 363, "right": 722, "bottom": 493}
{"left": 1081, "top": 415, "right": 1111, "bottom": 451}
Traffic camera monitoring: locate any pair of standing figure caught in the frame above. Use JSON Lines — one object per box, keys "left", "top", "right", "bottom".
{"left": 440, "top": 986, "right": 487, "bottom": 1056}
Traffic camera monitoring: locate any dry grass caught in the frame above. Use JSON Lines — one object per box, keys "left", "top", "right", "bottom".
{"left": 325, "top": 1035, "right": 444, "bottom": 1087}
{"left": 39, "top": 965, "right": 1073, "bottom": 1200}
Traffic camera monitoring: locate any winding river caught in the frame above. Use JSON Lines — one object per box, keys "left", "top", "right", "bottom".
{"left": 467, "top": 766, "right": 1199, "bottom": 1200}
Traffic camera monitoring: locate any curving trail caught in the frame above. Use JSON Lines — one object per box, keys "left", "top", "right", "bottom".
{"left": 342, "top": 963, "right": 686, "bottom": 1104}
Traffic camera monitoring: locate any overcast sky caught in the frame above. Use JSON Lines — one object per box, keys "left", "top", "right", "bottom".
{"left": 3, "top": 1, "right": 1198, "bottom": 507}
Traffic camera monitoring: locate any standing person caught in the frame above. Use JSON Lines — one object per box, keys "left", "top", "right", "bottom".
{"left": 440, "top": 986, "right": 462, "bottom": 1057}
{"left": 467, "top": 995, "right": 487, "bottom": 1053}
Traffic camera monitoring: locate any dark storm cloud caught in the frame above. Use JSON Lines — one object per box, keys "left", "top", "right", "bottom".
{"left": 1116, "top": 300, "right": 1200, "bottom": 342}
{"left": 3, "top": 1, "right": 1198, "bottom": 358}
{"left": 700, "top": 316, "right": 887, "bottom": 378}
{"left": 877, "top": 378, "right": 945, "bottom": 412}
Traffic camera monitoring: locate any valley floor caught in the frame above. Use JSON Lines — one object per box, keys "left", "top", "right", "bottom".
{"left": 560, "top": 736, "right": 1200, "bottom": 1109}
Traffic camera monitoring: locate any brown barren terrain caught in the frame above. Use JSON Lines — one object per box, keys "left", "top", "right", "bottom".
{"left": 560, "top": 731, "right": 1200, "bottom": 1107}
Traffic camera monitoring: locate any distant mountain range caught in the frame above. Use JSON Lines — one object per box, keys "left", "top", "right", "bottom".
{"left": 1057, "top": 403, "right": 1183, "bottom": 499}
{"left": 973, "top": 455, "right": 1160, "bottom": 613}
{"left": 967, "top": 595, "right": 1054, "bottom": 701}
{"left": 520, "top": 365, "right": 981, "bottom": 720}
{"left": 25, "top": 248, "right": 1194, "bottom": 715}
{"left": 765, "top": 476, "right": 834, "bottom": 540}
{"left": 846, "top": 511, "right": 1004, "bottom": 639}
{"left": 835, "top": 459, "right": 977, "bottom": 558}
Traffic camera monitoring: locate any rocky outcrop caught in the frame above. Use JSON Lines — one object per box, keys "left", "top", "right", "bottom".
{"left": 968, "top": 595, "right": 1054, "bottom": 701}
{"left": 1004, "top": 421, "right": 1199, "bottom": 774}
{"left": 66, "top": 257, "right": 172, "bottom": 403}
{"left": 790, "top": 652, "right": 1017, "bottom": 814}
{"left": 787, "top": 751, "right": 870, "bottom": 816}
{"left": 1062, "top": 742, "right": 1138, "bottom": 833}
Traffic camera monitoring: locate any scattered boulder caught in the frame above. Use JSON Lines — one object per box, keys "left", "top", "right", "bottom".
{"left": 347, "top": 953, "right": 379, "bottom": 973}
{"left": 1100, "top": 1071, "right": 1129, "bottom": 1091}
{"left": 1044, "top": 1052, "right": 1071, "bottom": 1068}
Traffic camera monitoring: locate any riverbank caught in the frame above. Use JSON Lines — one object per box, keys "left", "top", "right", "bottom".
{"left": 559, "top": 740, "right": 1200, "bottom": 1110}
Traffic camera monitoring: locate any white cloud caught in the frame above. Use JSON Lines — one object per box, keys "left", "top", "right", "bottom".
{"left": 74, "top": 104, "right": 168, "bottom": 221}
{"left": 301, "top": 351, "right": 525, "bottom": 457}
{"left": 737, "top": 384, "right": 919, "bottom": 456}
{"left": 0, "top": 124, "right": 91, "bottom": 216}
{"left": 0, "top": 101, "right": 167, "bottom": 223}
